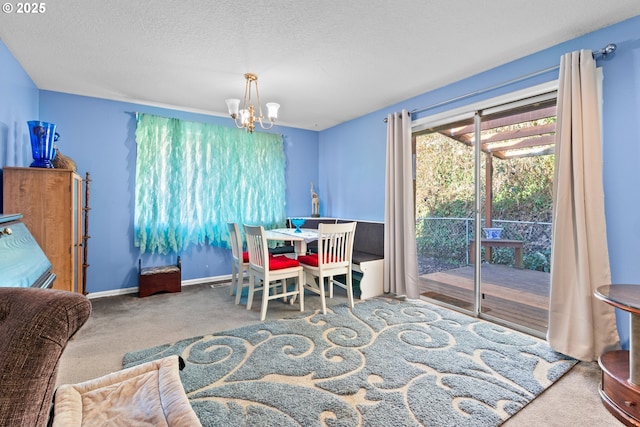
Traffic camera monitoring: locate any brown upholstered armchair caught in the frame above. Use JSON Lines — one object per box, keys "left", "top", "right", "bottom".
{"left": 0, "top": 287, "right": 91, "bottom": 427}
{"left": 0, "top": 287, "right": 201, "bottom": 427}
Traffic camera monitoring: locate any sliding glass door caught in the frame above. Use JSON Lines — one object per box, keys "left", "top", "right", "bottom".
{"left": 414, "top": 88, "right": 556, "bottom": 338}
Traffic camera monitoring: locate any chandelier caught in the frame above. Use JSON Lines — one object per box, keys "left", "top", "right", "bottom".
{"left": 225, "top": 73, "right": 280, "bottom": 133}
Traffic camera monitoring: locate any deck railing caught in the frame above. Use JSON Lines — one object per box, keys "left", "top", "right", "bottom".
{"left": 415, "top": 217, "right": 552, "bottom": 272}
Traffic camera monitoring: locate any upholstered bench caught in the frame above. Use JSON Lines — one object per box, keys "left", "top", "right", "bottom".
{"left": 341, "top": 220, "right": 384, "bottom": 300}
{"left": 138, "top": 256, "right": 181, "bottom": 298}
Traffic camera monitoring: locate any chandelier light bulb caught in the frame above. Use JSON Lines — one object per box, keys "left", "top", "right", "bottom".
{"left": 266, "top": 102, "right": 280, "bottom": 121}
{"left": 239, "top": 109, "right": 249, "bottom": 126}
{"left": 225, "top": 98, "right": 240, "bottom": 118}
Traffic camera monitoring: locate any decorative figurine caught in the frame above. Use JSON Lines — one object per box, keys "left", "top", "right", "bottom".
{"left": 311, "top": 182, "right": 320, "bottom": 217}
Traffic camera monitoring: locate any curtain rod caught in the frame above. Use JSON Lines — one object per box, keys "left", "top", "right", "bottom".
{"left": 384, "top": 43, "right": 617, "bottom": 122}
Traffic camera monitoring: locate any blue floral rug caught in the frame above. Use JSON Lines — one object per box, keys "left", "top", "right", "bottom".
{"left": 123, "top": 297, "right": 576, "bottom": 426}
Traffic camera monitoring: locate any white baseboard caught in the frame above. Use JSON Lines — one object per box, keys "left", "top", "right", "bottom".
{"left": 86, "top": 274, "right": 233, "bottom": 299}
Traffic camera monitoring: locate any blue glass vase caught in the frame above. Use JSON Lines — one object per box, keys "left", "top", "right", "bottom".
{"left": 291, "top": 218, "right": 305, "bottom": 233}
{"left": 27, "top": 121, "right": 58, "bottom": 168}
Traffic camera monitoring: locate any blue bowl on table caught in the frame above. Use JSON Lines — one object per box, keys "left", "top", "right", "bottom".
{"left": 291, "top": 218, "right": 305, "bottom": 233}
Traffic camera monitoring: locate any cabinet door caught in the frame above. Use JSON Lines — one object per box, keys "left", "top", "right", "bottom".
{"left": 72, "top": 173, "right": 83, "bottom": 293}
{"left": 3, "top": 168, "right": 81, "bottom": 292}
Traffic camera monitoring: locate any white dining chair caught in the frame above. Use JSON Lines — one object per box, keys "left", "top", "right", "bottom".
{"left": 297, "top": 222, "right": 357, "bottom": 314}
{"left": 244, "top": 224, "right": 305, "bottom": 321}
{"left": 227, "top": 222, "right": 250, "bottom": 304}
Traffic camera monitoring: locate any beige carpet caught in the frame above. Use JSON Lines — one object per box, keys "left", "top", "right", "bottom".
{"left": 57, "top": 282, "right": 622, "bottom": 426}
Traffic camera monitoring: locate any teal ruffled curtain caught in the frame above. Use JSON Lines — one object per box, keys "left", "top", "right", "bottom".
{"left": 134, "top": 113, "right": 286, "bottom": 254}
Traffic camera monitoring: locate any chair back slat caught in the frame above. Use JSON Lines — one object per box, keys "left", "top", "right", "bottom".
{"left": 227, "top": 222, "right": 242, "bottom": 262}
{"left": 227, "top": 222, "right": 250, "bottom": 304}
{"left": 317, "top": 222, "right": 356, "bottom": 268}
{"left": 244, "top": 224, "right": 268, "bottom": 271}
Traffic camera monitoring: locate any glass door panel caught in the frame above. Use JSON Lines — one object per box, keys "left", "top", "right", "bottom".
{"left": 476, "top": 98, "right": 556, "bottom": 336}
{"left": 415, "top": 115, "right": 477, "bottom": 313}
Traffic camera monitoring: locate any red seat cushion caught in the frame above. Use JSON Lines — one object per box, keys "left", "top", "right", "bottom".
{"left": 298, "top": 254, "right": 319, "bottom": 267}
{"left": 269, "top": 256, "right": 300, "bottom": 270}
{"left": 298, "top": 253, "right": 342, "bottom": 267}
{"left": 245, "top": 252, "right": 277, "bottom": 263}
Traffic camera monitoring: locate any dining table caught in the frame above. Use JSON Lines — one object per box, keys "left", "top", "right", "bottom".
{"left": 263, "top": 228, "right": 319, "bottom": 257}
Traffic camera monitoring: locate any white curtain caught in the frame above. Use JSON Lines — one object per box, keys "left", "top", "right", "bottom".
{"left": 547, "top": 50, "right": 619, "bottom": 361}
{"left": 384, "top": 110, "right": 419, "bottom": 298}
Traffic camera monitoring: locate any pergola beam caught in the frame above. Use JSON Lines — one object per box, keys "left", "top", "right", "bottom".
{"left": 479, "top": 123, "right": 556, "bottom": 144}
{"left": 485, "top": 135, "right": 556, "bottom": 152}
{"left": 446, "top": 106, "right": 557, "bottom": 139}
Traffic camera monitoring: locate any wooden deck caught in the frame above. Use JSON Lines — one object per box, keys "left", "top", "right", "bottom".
{"left": 419, "top": 264, "right": 550, "bottom": 334}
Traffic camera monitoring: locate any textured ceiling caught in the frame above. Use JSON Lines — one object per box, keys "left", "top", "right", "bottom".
{"left": 1, "top": 0, "right": 639, "bottom": 130}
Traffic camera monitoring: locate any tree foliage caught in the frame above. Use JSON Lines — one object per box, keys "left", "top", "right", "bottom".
{"left": 415, "top": 133, "right": 553, "bottom": 222}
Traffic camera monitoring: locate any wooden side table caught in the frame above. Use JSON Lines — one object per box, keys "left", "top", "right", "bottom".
{"left": 595, "top": 285, "right": 640, "bottom": 426}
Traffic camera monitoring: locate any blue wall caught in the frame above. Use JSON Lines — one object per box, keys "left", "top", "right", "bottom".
{"left": 2, "top": 15, "right": 640, "bottom": 344}
{"left": 317, "top": 15, "right": 640, "bottom": 347}
{"left": 0, "top": 40, "right": 38, "bottom": 170}
{"left": 35, "top": 92, "right": 319, "bottom": 292}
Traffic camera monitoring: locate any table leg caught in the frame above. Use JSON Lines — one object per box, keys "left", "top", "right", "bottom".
{"left": 293, "top": 241, "right": 307, "bottom": 257}
{"left": 515, "top": 247, "right": 523, "bottom": 268}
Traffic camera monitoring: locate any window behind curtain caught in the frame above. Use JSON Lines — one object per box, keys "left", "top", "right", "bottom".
{"left": 134, "top": 113, "right": 286, "bottom": 254}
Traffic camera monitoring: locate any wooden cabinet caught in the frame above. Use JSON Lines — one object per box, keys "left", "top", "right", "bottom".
{"left": 2, "top": 167, "right": 83, "bottom": 293}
